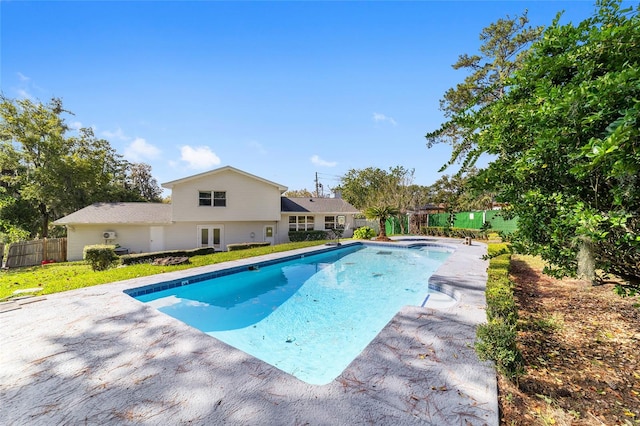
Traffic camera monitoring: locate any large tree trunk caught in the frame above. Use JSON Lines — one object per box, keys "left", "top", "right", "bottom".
{"left": 39, "top": 202, "right": 49, "bottom": 238}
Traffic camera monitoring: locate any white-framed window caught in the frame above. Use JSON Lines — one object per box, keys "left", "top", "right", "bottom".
{"left": 289, "top": 215, "right": 314, "bottom": 231}
{"left": 324, "top": 215, "right": 346, "bottom": 230}
{"left": 213, "top": 191, "right": 226, "bottom": 207}
{"left": 199, "top": 191, "right": 226, "bottom": 207}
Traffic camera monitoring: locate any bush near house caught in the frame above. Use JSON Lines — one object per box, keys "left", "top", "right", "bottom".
{"left": 83, "top": 245, "right": 120, "bottom": 271}
{"left": 288, "top": 230, "right": 327, "bottom": 242}
{"left": 227, "top": 242, "right": 271, "bottom": 251}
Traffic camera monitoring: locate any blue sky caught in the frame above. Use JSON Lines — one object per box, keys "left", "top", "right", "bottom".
{"left": 1, "top": 1, "right": 600, "bottom": 196}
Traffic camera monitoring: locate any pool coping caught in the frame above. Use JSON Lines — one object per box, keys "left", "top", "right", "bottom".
{"left": 0, "top": 237, "right": 497, "bottom": 425}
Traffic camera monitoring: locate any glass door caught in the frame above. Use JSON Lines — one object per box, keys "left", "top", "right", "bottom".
{"left": 198, "top": 225, "right": 223, "bottom": 250}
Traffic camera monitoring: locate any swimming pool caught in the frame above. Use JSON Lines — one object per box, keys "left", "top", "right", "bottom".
{"left": 130, "top": 243, "right": 454, "bottom": 385}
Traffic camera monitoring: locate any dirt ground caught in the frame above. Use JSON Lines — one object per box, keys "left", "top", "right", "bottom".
{"left": 499, "top": 254, "right": 640, "bottom": 425}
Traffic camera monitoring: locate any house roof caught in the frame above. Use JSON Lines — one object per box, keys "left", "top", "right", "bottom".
{"left": 281, "top": 197, "right": 360, "bottom": 214}
{"left": 161, "top": 165, "right": 288, "bottom": 193}
{"left": 53, "top": 203, "right": 172, "bottom": 225}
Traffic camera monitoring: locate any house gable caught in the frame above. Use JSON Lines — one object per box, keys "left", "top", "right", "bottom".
{"left": 165, "top": 166, "right": 287, "bottom": 222}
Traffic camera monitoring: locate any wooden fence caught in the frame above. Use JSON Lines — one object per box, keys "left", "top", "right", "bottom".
{"left": 4, "top": 238, "right": 67, "bottom": 268}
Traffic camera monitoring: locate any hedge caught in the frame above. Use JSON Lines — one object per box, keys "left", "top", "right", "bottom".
{"left": 288, "top": 230, "right": 328, "bottom": 242}
{"left": 420, "top": 226, "right": 488, "bottom": 240}
{"left": 474, "top": 247, "right": 523, "bottom": 380}
{"left": 227, "top": 242, "right": 271, "bottom": 251}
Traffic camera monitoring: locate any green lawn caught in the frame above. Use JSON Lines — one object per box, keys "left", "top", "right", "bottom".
{"left": 0, "top": 240, "right": 330, "bottom": 301}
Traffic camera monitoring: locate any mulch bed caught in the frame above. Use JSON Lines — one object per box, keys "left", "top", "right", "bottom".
{"left": 499, "top": 255, "right": 640, "bottom": 425}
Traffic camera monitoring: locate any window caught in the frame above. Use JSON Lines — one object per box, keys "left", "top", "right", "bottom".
{"left": 324, "top": 215, "right": 346, "bottom": 230}
{"left": 199, "top": 191, "right": 226, "bottom": 207}
{"left": 324, "top": 216, "right": 335, "bottom": 230}
{"left": 199, "top": 191, "right": 212, "bottom": 206}
{"left": 213, "top": 191, "right": 226, "bottom": 207}
{"left": 289, "top": 215, "right": 314, "bottom": 231}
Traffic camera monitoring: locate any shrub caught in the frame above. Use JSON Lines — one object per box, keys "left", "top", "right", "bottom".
{"left": 83, "top": 245, "right": 120, "bottom": 271}
{"left": 227, "top": 242, "right": 271, "bottom": 251}
{"left": 420, "top": 226, "right": 488, "bottom": 240}
{"left": 474, "top": 247, "right": 523, "bottom": 381}
{"left": 475, "top": 318, "right": 523, "bottom": 380}
{"left": 288, "top": 231, "right": 327, "bottom": 242}
{"left": 353, "top": 226, "right": 376, "bottom": 240}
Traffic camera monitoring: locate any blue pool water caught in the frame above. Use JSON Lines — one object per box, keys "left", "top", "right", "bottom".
{"left": 133, "top": 243, "right": 452, "bottom": 385}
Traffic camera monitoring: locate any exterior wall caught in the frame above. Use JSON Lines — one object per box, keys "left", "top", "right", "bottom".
{"left": 162, "top": 221, "right": 281, "bottom": 251}
{"left": 277, "top": 213, "right": 356, "bottom": 243}
{"left": 66, "top": 225, "right": 153, "bottom": 261}
{"left": 170, "top": 169, "right": 282, "bottom": 222}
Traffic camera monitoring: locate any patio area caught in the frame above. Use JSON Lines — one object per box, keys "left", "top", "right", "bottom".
{"left": 0, "top": 238, "right": 497, "bottom": 425}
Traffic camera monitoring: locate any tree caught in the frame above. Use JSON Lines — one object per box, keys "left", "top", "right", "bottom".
{"left": 0, "top": 97, "right": 71, "bottom": 237}
{"left": 428, "top": 168, "right": 494, "bottom": 213}
{"left": 126, "top": 162, "right": 163, "bottom": 202}
{"left": 337, "top": 167, "right": 390, "bottom": 210}
{"left": 429, "top": 0, "right": 640, "bottom": 291}
{"left": 426, "top": 11, "right": 543, "bottom": 170}
{"left": 0, "top": 96, "right": 163, "bottom": 238}
{"left": 364, "top": 205, "right": 400, "bottom": 240}
{"left": 283, "top": 188, "right": 313, "bottom": 198}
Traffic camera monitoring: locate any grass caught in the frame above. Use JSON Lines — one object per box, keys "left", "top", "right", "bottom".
{"left": 0, "top": 240, "right": 330, "bottom": 301}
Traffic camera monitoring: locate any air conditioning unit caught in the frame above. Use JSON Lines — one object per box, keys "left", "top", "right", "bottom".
{"left": 103, "top": 231, "right": 117, "bottom": 239}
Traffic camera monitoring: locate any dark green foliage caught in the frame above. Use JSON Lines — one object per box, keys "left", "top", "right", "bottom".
{"left": 427, "top": 1, "right": 640, "bottom": 290}
{"left": 120, "top": 247, "right": 216, "bottom": 265}
{"left": 83, "top": 245, "right": 120, "bottom": 271}
{"left": 353, "top": 226, "right": 376, "bottom": 240}
{"left": 227, "top": 242, "right": 271, "bottom": 251}
{"left": 475, "top": 250, "right": 523, "bottom": 380}
{"left": 288, "top": 230, "right": 327, "bottom": 242}
{"left": 0, "top": 97, "right": 164, "bottom": 239}
{"left": 476, "top": 318, "right": 523, "bottom": 380}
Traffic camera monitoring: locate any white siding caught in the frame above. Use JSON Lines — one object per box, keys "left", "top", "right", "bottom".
{"left": 66, "top": 225, "right": 152, "bottom": 261}
{"left": 164, "top": 221, "right": 280, "bottom": 251}
{"left": 170, "top": 169, "right": 282, "bottom": 222}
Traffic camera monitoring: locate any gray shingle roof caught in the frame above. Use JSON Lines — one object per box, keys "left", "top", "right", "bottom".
{"left": 281, "top": 197, "right": 360, "bottom": 214}
{"left": 53, "top": 203, "right": 172, "bottom": 225}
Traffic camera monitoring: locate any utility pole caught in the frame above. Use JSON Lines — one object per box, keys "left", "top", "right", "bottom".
{"left": 315, "top": 172, "right": 319, "bottom": 197}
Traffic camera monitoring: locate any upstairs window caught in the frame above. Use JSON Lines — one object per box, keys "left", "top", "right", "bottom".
{"left": 199, "top": 191, "right": 212, "bottom": 206}
{"left": 213, "top": 191, "right": 226, "bottom": 207}
{"left": 199, "top": 191, "right": 226, "bottom": 207}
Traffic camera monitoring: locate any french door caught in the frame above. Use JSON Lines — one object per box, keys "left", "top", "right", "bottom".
{"left": 197, "top": 225, "right": 224, "bottom": 250}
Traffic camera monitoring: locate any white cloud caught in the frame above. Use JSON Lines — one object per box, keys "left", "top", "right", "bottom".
{"left": 125, "top": 138, "right": 161, "bottom": 162}
{"left": 311, "top": 155, "right": 337, "bottom": 167}
{"left": 372, "top": 112, "right": 397, "bottom": 126}
{"left": 180, "top": 145, "right": 221, "bottom": 169}
{"left": 17, "top": 72, "right": 30, "bottom": 82}
{"left": 101, "top": 127, "right": 129, "bottom": 141}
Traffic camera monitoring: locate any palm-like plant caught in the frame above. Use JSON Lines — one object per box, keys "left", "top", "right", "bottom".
{"left": 364, "top": 205, "right": 400, "bottom": 240}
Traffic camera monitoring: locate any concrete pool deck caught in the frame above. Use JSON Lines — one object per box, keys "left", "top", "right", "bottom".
{"left": 0, "top": 238, "right": 497, "bottom": 425}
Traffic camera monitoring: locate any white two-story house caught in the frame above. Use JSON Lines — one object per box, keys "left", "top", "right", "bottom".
{"left": 54, "top": 166, "right": 360, "bottom": 261}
